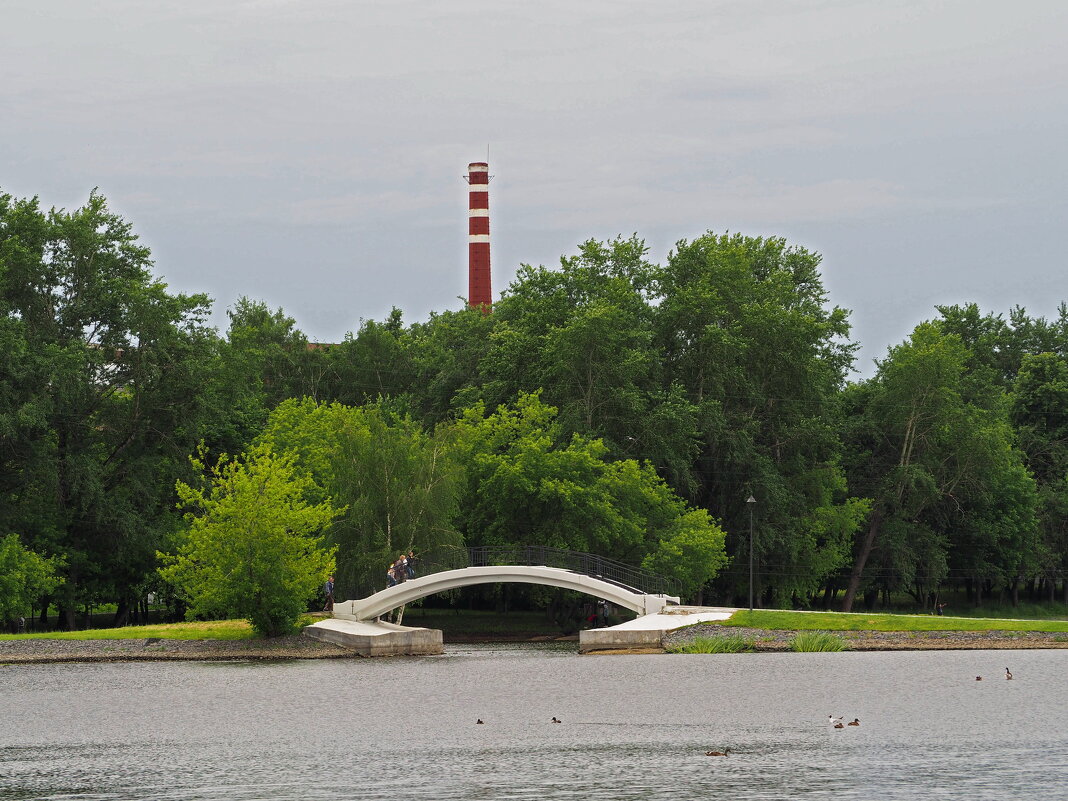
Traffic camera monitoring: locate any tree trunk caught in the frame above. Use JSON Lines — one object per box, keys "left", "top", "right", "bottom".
{"left": 841, "top": 511, "right": 883, "bottom": 612}
{"left": 112, "top": 598, "right": 131, "bottom": 627}
{"left": 1010, "top": 578, "right": 1019, "bottom": 608}
{"left": 822, "top": 582, "right": 836, "bottom": 610}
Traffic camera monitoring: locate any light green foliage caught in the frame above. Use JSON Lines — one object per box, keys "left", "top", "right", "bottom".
{"left": 259, "top": 398, "right": 463, "bottom": 596}
{"left": 641, "top": 509, "right": 728, "bottom": 599}
{"left": 789, "top": 631, "right": 847, "bottom": 651}
{"left": 455, "top": 392, "right": 726, "bottom": 592}
{"left": 161, "top": 444, "right": 339, "bottom": 637}
{"left": 0, "top": 533, "right": 60, "bottom": 622}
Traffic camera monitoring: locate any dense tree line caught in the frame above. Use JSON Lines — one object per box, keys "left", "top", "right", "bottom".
{"left": 2, "top": 189, "right": 1066, "bottom": 629}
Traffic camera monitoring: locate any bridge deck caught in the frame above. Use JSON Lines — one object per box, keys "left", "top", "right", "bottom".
{"left": 334, "top": 565, "right": 680, "bottom": 621}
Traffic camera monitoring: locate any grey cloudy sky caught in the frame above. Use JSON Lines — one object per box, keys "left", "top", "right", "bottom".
{"left": 3, "top": 0, "right": 1066, "bottom": 375}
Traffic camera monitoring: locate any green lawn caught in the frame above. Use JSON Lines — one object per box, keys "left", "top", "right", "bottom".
{"left": 723, "top": 609, "right": 1068, "bottom": 633}
{"left": 0, "top": 619, "right": 257, "bottom": 641}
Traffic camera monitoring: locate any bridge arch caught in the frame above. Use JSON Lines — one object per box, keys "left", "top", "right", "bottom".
{"left": 332, "top": 565, "right": 679, "bottom": 621}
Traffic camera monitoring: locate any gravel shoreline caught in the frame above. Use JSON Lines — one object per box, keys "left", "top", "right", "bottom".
{"left": 663, "top": 623, "right": 1068, "bottom": 651}
{"left": 0, "top": 635, "right": 354, "bottom": 663}
{"left": 4, "top": 625, "right": 1068, "bottom": 663}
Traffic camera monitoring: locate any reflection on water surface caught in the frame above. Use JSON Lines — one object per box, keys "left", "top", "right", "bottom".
{"left": 2, "top": 645, "right": 1065, "bottom": 800}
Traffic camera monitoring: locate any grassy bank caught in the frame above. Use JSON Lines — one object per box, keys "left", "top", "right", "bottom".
{"left": 0, "top": 609, "right": 566, "bottom": 643}
{"left": 721, "top": 609, "right": 1068, "bottom": 633}
{"left": 0, "top": 619, "right": 257, "bottom": 641}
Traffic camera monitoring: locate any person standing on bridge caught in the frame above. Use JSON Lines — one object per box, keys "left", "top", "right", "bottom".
{"left": 323, "top": 576, "right": 335, "bottom": 611}
{"left": 394, "top": 553, "right": 408, "bottom": 584}
{"left": 406, "top": 550, "right": 417, "bottom": 579}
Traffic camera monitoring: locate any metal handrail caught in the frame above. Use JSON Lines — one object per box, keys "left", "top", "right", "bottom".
{"left": 344, "top": 545, "right": 677, "bottom": 600}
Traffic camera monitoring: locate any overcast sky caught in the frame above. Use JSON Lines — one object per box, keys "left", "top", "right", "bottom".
{"left": 3, "top": 0, "right": 1066, "bottom": 375}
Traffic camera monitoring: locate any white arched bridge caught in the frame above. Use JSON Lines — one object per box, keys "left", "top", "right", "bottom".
{"left": 332, "top": 545, "right": 680, "bottom": 620}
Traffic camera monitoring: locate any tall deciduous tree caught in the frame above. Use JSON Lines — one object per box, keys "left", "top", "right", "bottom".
{"left": 654, "top": 233, "right": 860, "bottom": 606}
{"left": 0, "top": 189, "right": 217, "bottom": 627}
{"left": 1012, "top": 352, "right": 1068, "bottom": 602}
{"left": 840, "top": 323, "right": 1038, "bottom": 611}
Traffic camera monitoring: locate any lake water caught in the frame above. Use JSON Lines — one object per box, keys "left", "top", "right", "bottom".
{"left": 1, "top": 644, "right": 1065, "bottom": 800}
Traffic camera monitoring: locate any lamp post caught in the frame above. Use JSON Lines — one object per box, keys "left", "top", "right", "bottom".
{"left": 746, "top": 495, "right": 756, "bottom": 612}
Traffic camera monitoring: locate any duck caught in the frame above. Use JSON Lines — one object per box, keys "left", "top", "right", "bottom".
{"left": 476, "top": 719, "right": 484, "bottom": 724}
{"left": 1005, "top": 667, "right": 1013, "bottom": 680}
{"left": 847, "top": 719, "right": 860, "bottom": 726}
{"left": 551, "top": 717, "right": 562, "bottom": 723}
{"left": 833, "top": 722, "right": 845, "bottom": 729}
{"left": 705, "top": 748, "right": 730, "bottom": 756}
{"left": 976, "top": 676, "right": 983, "bottom": 681}
{"left": 828, "top": 715, "right": 843, "bottom": 726}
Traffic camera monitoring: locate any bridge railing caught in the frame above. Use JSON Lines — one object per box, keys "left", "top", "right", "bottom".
{"left": 344, "top": 544, "right": 677, "bottom": 600}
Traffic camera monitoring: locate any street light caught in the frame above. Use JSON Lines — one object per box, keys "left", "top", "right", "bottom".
{"left": 746, "top": 495, "right": 756, "bottom": 612}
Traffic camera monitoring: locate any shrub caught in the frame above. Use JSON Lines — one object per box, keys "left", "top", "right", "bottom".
{"left": 667, "top": 635, "right": 754, "bottom": 653}
{"left": 789, "top": 631, "right": 847, "bottom": 652}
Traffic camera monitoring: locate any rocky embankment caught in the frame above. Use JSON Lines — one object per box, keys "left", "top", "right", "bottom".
{"left": 663, "top": 623, "right": 1068, "bottom": 651}
{"left": 0, "top": 635, "right": 352, "bottom": 663}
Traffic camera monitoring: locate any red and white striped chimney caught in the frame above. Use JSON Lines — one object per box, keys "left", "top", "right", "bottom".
{"left": 466, "top": 162, "right": 492, "bottom": 310}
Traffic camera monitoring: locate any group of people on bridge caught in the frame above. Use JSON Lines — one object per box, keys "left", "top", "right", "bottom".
{"left": 386, "top": 551, "right": 417, "bottom": 587}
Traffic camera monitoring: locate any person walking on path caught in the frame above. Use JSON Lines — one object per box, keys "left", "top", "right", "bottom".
{"left": 323, "top": 576, "right": 335, "bottom": 611}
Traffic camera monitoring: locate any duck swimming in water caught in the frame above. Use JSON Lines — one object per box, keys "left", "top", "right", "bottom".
{"left": 828, "top": 715, "right": 843, "bottom": 726}
{"left": 1005, "top": 667, "right": 1013, "bottom": 680}
{"left": 705, "top": 749, "right": 730, "bottom": 756}
{"left": 476, "top": 719, "right": 484, "bottom": 724}
{"left": 847, "top": 719, "right": 860, "bottom": 726}
{"left": 551, "top": 717, "right": 561, "bottom": 723}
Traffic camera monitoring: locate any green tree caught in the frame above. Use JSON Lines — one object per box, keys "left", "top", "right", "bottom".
{"left": 483, "top": 237, "right": 699, "bottom": 492}
{"left": 161, "top": 443, "right": 339, "bottom": 637}
{"left": 259, "top": 398, "right": 464, "bottom": 599}
{"left": 654, "top": 232, "right": 860, "bottom": 606}
{"left": 0, "top": 189, "right": 218, "bottom": 628}
{"left": 641, "top": 509, "right": 728, "bottom": 600}
{"left": 840, "top": 323, "right": 1038, "bottom": 611}
{"left": 1011, "top": 352, "right": 1068, "bottom": 602}
{"left": 0, "top": 533, "right": 60, "bottom": 626}
{"left": 406, "top": 305, "right": 496, "bottom": 424}
{"left": 320, "top": 308, "right": 417, "bottom": 408}
{"left": 454, "top": 392, "right": 726, "bottom": 597}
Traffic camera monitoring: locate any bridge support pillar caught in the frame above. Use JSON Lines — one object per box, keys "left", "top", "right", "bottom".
{"left": 304, "top": 618, "right": 443, "bottom": 656}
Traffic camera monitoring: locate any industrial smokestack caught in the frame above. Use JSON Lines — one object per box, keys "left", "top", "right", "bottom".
{"left": 465, "top": 162, "right": 492, "bottom": 310}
